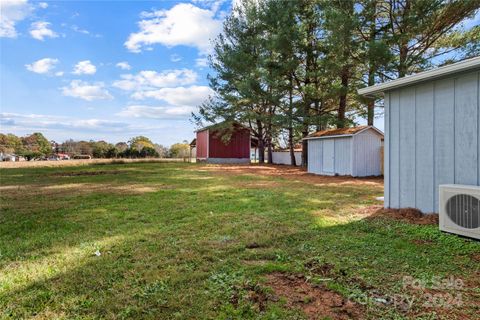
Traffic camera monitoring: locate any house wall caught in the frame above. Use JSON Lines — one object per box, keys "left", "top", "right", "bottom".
{"left": 351, "top": 129, "right": 383, "bottom": 177}
{"left": 307, "top": 137, "right": 352, "bottom": 175}
{"left": 208, "top": 128, "right": 250, "bottom": 159}
{"left": 384, "top": 70, "right": 480, "bottom": 213}
{"left": 196, "top": 130, "right": 209, "bottom": 159}
{"left": 272, "top": 151, "right": 302, "bottom": 166}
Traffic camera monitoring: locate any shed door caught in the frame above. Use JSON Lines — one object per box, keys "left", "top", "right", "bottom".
{"left": 322, "top": 140, "right": 334, "bottom": 173}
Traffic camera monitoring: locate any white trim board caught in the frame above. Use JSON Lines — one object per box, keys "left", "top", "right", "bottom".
{"left": 358, "top": 57, "right": 480, "bottom": 97}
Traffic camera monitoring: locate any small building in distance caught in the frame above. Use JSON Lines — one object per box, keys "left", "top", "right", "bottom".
{"left": 194, "top": 122, "right": 251, "bottom": 164}
{"left": 305, "top": 126, "right": 384, "bottom": 177}
{"left": 271, "top": 145, "right": 302, "bottom": 166}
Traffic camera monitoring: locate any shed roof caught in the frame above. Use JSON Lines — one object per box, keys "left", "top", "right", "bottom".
{"left": 304, "top": 125, "right": 383, "bottom": 140}
{"left": 358, "top": 56, "right": 480, "bottom": 97}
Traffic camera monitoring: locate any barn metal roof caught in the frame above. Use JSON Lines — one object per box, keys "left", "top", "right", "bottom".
{"left": 195, "top": 121, "right": 249, "bottom": 133}
{"left": 358, "top": 56, "right": 480, "bottom": 97}
{"left": 304, "top": 125, "right": 384, "bottom": 140}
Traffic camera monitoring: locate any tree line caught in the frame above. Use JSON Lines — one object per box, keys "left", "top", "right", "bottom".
{"left": 194, "top": 0, "right": 479, "bottom": 166}
{"left": 0, "top": 133, "right": 191, "bottom": 160}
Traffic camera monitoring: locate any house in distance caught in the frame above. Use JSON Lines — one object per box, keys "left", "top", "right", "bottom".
{"left": 194, "top": 122, "right": 251, "bottom": 164}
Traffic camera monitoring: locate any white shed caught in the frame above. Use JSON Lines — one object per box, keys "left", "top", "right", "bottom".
{"left": 359, "top": 57, "right": 480, "bottom": 213}
{"left": 305, "top": 126, "right": 384, "bottom": 177}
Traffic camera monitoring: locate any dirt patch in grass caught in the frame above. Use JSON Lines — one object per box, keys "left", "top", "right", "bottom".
{"left": 51, "top": 170, "right": 123, "bottom": 177}
{"left": 231, "top": 283, "right": 271, "bottom": 312}
{"left": 471, "top": 253, "right": 480, "bottom": 262}
{"left": 195, "top": 164, "right": 383, "bottom": 187}
{"left": 359, "top": 205, "right": 439, "bottom": 225}
{"left": 0, "top": 183, "right": 172, "bottom": 199}
{"left": 264, "top": 272, "right": 364, "bottom": 320}
{"left": 246, "top": 242, "right": 266, "bottom": 249}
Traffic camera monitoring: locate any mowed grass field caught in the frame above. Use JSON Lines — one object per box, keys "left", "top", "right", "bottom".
{"left": 0, "top": 162, "right": 479, "bottom": 319}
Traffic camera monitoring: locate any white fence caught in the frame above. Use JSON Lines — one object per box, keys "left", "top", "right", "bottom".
{"left": 272, "top": 151, "right": 302, "bottom": 166}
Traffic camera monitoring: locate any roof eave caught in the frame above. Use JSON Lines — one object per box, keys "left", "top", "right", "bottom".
{"left": 303, "top": 134, "right": 354, "bottom": 140}
{"left": 358, "top": 56, "right": 480, "bottom": 97}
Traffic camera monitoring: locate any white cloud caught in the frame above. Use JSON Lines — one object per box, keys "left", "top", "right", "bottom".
{"left": 38, "top": 2, "right": 48, "bottom": 9}
{"left": 71, "top": 24, "right": 89, "bottom": 34}
{"left": 116, "top": 61, "right": 131, "bottom": 70}
{"left": 30, "top": 21, "right": 58, "bottom": 41}
{"left": 25, "top": 58, "right": 59, "bottom": 74}
{"left": 195, "top": 57, "right": 208, "bottom": 68}
{"left": 117, "top": 105, "right": 195, "bottom": 119}
{"left": 131, "top": 85, "right": 213, "bottom": 106}
{"left": 170, "top": 54, "right": 182, "bottom": 62}
{"left": 55, "top": 71, "right": 64, "bottom": 77}
{"left": 0, "top": 112, "right": 129, "bottom": 133}
{"left": 0, "top": 0, "right": 32, "bottom": 38}
{"left": 125, "top": 3, "right": 222, "bottom": 54}
{"left": 113, "top": 69, "right": 197, "bottom": 91}
{"left": 62, "top": 80, "right": 113, "bottom": 101}
{"left": 72, "top": 60, "right": 97, "bottom": 75}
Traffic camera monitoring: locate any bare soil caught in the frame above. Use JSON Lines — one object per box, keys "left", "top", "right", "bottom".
{"left": 264, "top": 272, "right": 364, "bottom": 320}
{"left": 197, "top": 164, "right": 383, "bottom": 187}
{"left": 358, "top": 205, "right": 439, "bottom": 225}
{"left": 51, "top": 170, "right": 123, "bottom": 177}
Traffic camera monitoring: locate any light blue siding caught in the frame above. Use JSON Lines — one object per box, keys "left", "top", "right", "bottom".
{"left": 307, "top": 128, "right": 382, "bottom": 177}
{"left": 323, "top": 139, "right": 335, "bottom": 173}
{"left": 390, "top": 91, "right": 400, "bottom": 208}
{"left": 333, "top": 138, "right": 351, "bottom": 175}
{"left": 415, "top": 83, "right": 434, "bottom": 213}
{"left": 385, "top": 70, "right": 480, "bottom": 213}
{"left": 434, "top": 78, "right": 455, "bottom": 211}
{"left": 384, "top": 93, "right": 390, "bottom": 207}
{"left": 352, "top": 129, "right": 383, "bottom": 176}
{"left": 454, "top": 73, "right": 478, "bottom": 185}
{"left": 399, "top": 87, "right": 416, "bottom": 207}
{"left": 308, "top": 139, "right": 323, "bottom": 174}
{"left": 308, "top": 138, "right": 351, "bottom": 176}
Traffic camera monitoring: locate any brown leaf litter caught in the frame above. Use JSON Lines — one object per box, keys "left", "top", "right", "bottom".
{"left": 359, "top": 205, "right": 439, "bottom": 225}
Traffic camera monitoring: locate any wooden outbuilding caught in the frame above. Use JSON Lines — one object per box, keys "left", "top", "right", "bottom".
{"left": 359, "top": 56, "right": 480, "bottom": 213}
{"left": 305, "top": 126, "right": 384, "bottom": 177}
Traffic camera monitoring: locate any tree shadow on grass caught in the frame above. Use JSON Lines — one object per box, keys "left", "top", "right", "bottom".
{"left": 1, "top": 163, "right": 478, "bottom": 318}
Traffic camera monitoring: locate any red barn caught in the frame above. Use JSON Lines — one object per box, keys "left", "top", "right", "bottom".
{"left": 195, "top": 122, "right": 251, "bottom": 163}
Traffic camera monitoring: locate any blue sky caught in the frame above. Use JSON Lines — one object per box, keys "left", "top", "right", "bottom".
{"left": 0, "top": 0, "right": 230, "bottom": 146}
{"left": 0, "top": 1, "right": 478, "bottom": 146}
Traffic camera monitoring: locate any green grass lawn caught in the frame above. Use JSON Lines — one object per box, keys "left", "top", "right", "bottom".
{"left": 0, "top": 162, "right": 478, "bottom": 319}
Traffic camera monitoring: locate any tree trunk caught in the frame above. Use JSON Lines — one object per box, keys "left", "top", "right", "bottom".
{"left": 338, "top": 67, "right": 349, "bottom": 128}
{"left": 288, "top": 126, "right": 296, "bottom": 166}
{"left": 367, "top": 10, "right": 376, "bottom": 126}
{"left": 266, "top": 118, "right": 273, "bottom": 164}
{"left": 267, "top": 137, "right": 273, "bottom": 164}
{"left": 367, "top": 65, "right": 375, "bottom": 126}
{"left": 398, "top": 0, "right": 410, "bottom": 78}
{"left": 398, "top": 44, "right": 408, "bottom": 78}
{"left": 257, "top": 120, "right": 265, "bottom": 164}
{"left": 302, "top": 138, "right": 308, "bottom": 167}
{"left": 288, "top": 81, "right": 296, "bottom": 166}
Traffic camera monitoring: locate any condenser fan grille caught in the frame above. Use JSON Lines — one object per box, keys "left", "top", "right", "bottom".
{"left": 446, "top": 194, "right": 480, "bottom": 229}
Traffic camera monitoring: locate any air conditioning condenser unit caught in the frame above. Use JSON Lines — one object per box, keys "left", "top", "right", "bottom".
{"left": 439, "top": 184, "right": 480, "bottom": 240}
